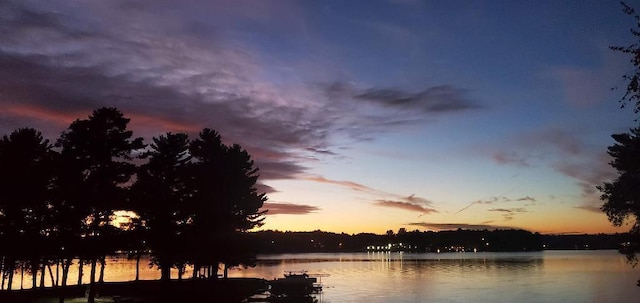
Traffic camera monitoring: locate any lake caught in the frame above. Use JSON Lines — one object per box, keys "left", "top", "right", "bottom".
{"left": 7, "top": 250, "right": 640, "bottom": 302}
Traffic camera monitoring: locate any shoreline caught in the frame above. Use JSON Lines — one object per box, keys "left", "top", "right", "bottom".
{"left": 0, "top": 278, "right": 267, "bottom": 303}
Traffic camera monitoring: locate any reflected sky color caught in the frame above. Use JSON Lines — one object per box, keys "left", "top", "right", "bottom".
{"left": 0, "top": 1, "right": 637, "bottom": 234}
{"left": 11, "top": 251, "right": 640, "bottom": 302}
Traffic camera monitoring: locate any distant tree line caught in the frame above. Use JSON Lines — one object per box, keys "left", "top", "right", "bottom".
{"left": 249, "top": 229, "right": 547, "bottom": 253}
{"left": 248, "top": 229, "right": 633, "bottom": 254}
{"left": 0, "top": 108, "right": 266, "bottom": 303}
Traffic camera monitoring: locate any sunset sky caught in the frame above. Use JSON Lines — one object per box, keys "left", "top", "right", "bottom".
{"left": 1, "top": 0, "right": 638, "bottom": 235}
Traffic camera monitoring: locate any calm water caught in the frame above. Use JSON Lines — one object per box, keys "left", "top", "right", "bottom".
{"left": 7, "top": 250, "right": 640, "bottom": 302}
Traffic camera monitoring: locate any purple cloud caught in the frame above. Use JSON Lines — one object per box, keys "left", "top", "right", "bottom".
{"left": 374, "top": 200, "right": 438, "bottom": 214}
{"left": 261, "top": 202, "right": 321, "bottom": 215}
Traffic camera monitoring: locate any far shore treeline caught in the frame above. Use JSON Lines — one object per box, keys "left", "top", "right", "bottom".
{"left": 248, "top": 229, "right": 632, "bottom": 253}
{"left": 0, "top": 107, "right": 266, "bottom": 302}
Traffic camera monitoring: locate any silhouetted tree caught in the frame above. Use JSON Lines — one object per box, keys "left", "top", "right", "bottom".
{"left": 131, "top": 133, "right": 192, "bottom": 282}
{"left": 600, "top": 2, "right": 640, "bottom": 286}
{"left": 599, "top": 128, "right": 640, "bottom": 254}
{"left": 610, "top": 2, "right": 640, "bottom": 114}
{"left": 57, "top": 108, "right": 143, "bottom": 302}
{"left": 187, "top": 129, "right": 266, "bottom": 279}
{"left": 0, "top": 128, "right": 56, "bottom": 291}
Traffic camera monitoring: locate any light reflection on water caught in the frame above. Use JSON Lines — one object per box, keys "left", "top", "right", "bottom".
{"left": 232, "top": 250, "right": 640, "bottom": 303}
{"left": 7, "top": 250, "right": 640, "bottom": 302}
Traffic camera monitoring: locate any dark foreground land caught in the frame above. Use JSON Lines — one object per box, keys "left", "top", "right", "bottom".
{"left": 0, "top": 278, "right": 267, "bottom": 303}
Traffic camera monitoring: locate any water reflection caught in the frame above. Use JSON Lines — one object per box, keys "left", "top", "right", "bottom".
{"left": 240, "top": 251, "right": 639, "bottom": 303}
{"left": 8, "top": 251, "right": 640, "bottom": 302}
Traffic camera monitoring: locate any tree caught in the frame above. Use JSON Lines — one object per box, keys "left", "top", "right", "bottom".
{"left": 57, "top": 107, "right": 143, "bottom": 302}
{"left": 599, "top": 128, "right": 640, "bottom": 254}
{"left": 0, "top": 128, "right": 56, "bottom": 291}
{"left": 610, "top": 2, "right": 640, "bottom": 114}
{"left": 131, "top": 133, "right": 192, "bottom": 282}
{"left": 600, "top": 1, "right": 640, "bottom": 287}
{"left": 187, "top": 129, "right": 267, "bottom": 279}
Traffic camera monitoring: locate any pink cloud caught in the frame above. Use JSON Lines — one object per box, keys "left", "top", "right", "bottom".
{"left": 374, "top": 200, "right": 438, "bottom": 214}
{"left": 261, "top": 202, "right": 321, "bottom": 215}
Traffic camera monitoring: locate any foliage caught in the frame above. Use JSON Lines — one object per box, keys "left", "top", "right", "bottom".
{"left": 56, "top": 107, "right": 144, "bottom": 302}
{"left": 600, "top": 2, "right": 640, "bottom": 286}
{"left": 132, "top": 133, "right": 192, "bottom": 281}
{"left": 0, "top": 128, "right": 56, "bottom": 290}
{"left": 0, "top": 108, "right": 268, "bottom": 293}
{"left": 599, "top": 128, "right": 640, "bottom": 264}
{"left": 611, "top": 2, "right": 640, "bottom": 114}
{"left": 185, "top": 129, "right": 267, "bottom": 278}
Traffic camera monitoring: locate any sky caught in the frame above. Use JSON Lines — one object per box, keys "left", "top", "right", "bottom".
{"left": 0, "top": 0, "right": 638, "bottom": 235}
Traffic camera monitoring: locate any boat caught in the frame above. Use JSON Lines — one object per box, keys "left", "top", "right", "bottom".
{"left": 268, "top": 271, "right": 324, "bottom": 297}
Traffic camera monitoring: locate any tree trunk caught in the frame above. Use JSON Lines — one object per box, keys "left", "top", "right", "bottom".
{"left": 31, "top": 260, "right": 38, "bottom": 289}
{"left": 192, "top": 263, "right": 199, "bottom": 279}
{"left": 55, "top": 260, "right": 60, "bottom": 286}
{"left": 135, "top": 255, "right": 140, "bottom": 282}
{"left": 20, "top": 264, "right": 24, "bottom": 290}
{"left": 160, "top": 261, "right": 170, "bottom": 282}
{"left": 39, "top": 263, "right": 45, "bottom": 288}
{"left": 61, "top": 259, "right": 72, "bottom": 287}
{"left": 212, "top": 264, "right": 219, "bottom": 280}
{"left": 98, "top": 257, "right": 105, "bottom": 284}
{"left": 87, "top": 259, "right": 97, "bottom": 303}
{"left": 47, "top": 264, "right": 55, "bottom": 287}
{"left": 6, "top": 266, "right": 13, "bottom": 290}
{"left": 77, "top": 258, "right": 83, "bottom": 286}
{"left": 58, "top": 259, "right": 72, "bottom": 303}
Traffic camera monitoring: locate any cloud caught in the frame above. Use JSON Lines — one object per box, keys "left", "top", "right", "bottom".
{"left": 456, "top": 196, "right": 536, "bottom": 214}
{"left": 373, "top": 193, "right": 438, "bottom": 215}
{"left": 554, "top": 151, "right": 615, "bottom": 213}
{"left": 255, "top": 183, "right": 278, "bottom": 194}
{"left": 492, "top": 151, "right": 529, "bottom": 167}
{"left": 487, "top": 128, "right": 587, "bottom": 169}
{"left": 407, "top": 222, "right": 518, "bottom": 231}
{"left": 304, "top": 174, "right": 441, "bottom": 216}
{"left": 304, "top": 175, "right": 378, "bottom": 193}
{"left": 548, "top": 47, "right": 627, "bottom": 109}
{"left": 455, "top": 197, "right": 500, "bottom": 214}
{"left": 354, "top": 85, "right": 480, "bottom": 113}
{"left": 261, "top": 202, "right": 321, "bottom": 215}
{"left": 516, "top": 196, "right": 536, "bottom": 202}
{"left": 488, "top": 208, "right": 528, "bottom": 213}
{"left": 575, "top": 204, "right": 602, "bottom": 213}
{"left": 374, "top": 200, "right": 438, "bottom": 214}
{"left": 488, "top": 207, "right": 529, "bottom": 221}
{"left": 255, "top": 160, "right": 307, "bottom": 180}
{"left": 483, "top": 125, "right": 614, "bottom": 213}
{"left": 0, "top": 1, "right": 485, "bottom": 194}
